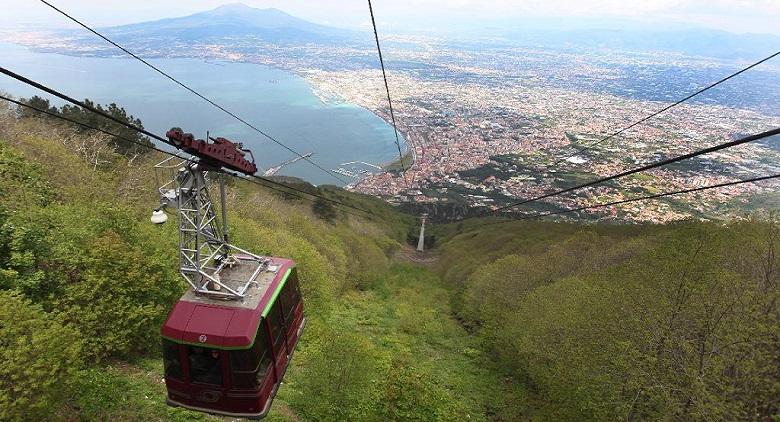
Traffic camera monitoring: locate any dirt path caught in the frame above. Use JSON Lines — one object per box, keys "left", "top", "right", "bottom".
{"left": 396, "top": 244, "right": 438, "bottom": 267}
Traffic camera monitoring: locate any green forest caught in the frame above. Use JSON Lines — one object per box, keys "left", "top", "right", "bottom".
{"left": 0, "top": 100, "right": 778, "bottom": 421}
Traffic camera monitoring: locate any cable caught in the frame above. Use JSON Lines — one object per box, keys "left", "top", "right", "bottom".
{"left": 246, "top": 174, "right": 373, "bottom": 215}
{"left": 367, "top": 0, "right": 409, "bottom": 188}
{"left": 471, "top": 173, "right": 780, "bottom": 227}
{"left": 38, "top": 0, "right": 349, "bottom": 185}
{"left": 554, "top": 51, "right": 779, "bottom": 165}
{"left": 234, "top": 174, "right": 374, "bottom": 219}
{"left": 0, "top": 93, "right": 373, "bottom": 217}
{"left": 481, "top": 127, "right": 780, "bottom": 216}
{"left": 454, "top": 52, "right": 779, "bottom": 224}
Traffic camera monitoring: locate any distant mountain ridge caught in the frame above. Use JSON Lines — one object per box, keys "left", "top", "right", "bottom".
{"left": 101, "top": 3, "right": 357, "bottom": 43}
{"left": 501, "top": 27, "right": 780, "bottom": 61}
{"left": 90, "top": 3, "right": 778, "bottom": 60}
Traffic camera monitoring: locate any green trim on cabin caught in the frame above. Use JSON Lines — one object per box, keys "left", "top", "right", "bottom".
{"left": 262, "top": 268, "right": 292, "bottom": 318}
{"left": 161, "top": 336, "right": 252, "bottom": 351}
{"left": 161, "top": 266, "right": 296, "bottom": 351}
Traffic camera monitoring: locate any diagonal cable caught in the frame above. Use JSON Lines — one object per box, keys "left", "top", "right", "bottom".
{"left": 483, "top": 127, "right": 780, "bottom": 215}
{"left": 367, "top": 0, "right": 409, "bottom": 188}
{"left": 0, "top": 91, "right": 373, "bottom": 216}
{"left": 470, "top": 173, "right": 779, "bottom": 228}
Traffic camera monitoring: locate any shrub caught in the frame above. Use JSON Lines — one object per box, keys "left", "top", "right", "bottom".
{"left": 311, "top": 197, "right": 337, "bottom": 222}
{"left": 0, "top": 291, "right": 82, "bottom": 421}
{"left": 55, "top": 230, "right": 181, "bottom": 360}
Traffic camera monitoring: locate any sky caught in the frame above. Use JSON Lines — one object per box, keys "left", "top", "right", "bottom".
{"left": 2, "top": 0, "right": 780, "bottom": 35}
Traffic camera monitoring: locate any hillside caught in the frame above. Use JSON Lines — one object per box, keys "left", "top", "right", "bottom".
{"left": 0, "top": 99, "right": 778, "bottom": 421}
{"left": 432, "top": 218, "right": 780, "bottom": 420}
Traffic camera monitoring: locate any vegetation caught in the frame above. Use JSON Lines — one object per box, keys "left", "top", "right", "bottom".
{"left": 19, "top": 95, "right": 154, "bottom": 155}
{"left": 435, "top": 218, "right": 780, "bottom": 421}
{"left": 384, "top": 150, "right": 414, "bottom": 173}
{"left": 1, "top": 98, "right": 778, "bottom": 421}
{"left": 0, "top": 292, "right": 81, "bottom": 420}
{"left": 311, "top": 197, "right": 337, "bottom": 222}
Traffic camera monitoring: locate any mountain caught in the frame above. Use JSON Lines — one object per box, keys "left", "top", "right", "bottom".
{"left": 100, "top": 3, "right": 357, "bottom": 43}
{"left": 504, "top": 27, "right": 780, "bottom": 60}
{"left": 401, "top": 15, "right": 779, "bottom": 60}
{"left": 69, "top": 4, "right": 778, "bottom": 60}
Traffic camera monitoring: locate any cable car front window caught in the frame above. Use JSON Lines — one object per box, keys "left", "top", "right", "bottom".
{"left": 189, "top": 346, "right": 223, "bottom": 386}
{"left": 162, "top": 340, "right": 183, "bottom": 380}
{"left": 268, "top": 301, "right": 286, "bottom": 352}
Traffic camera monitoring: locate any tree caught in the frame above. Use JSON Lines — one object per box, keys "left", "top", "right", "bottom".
{"left": 18, "top": 95, "right": 57, "bottom": 119}
{"left": 55, "top": 229, "right": 182, "bottom": 360}
{"left": 290, "top": 327, "right": 384, "bottom": 421}
{"left": 59, "top": 100, "right": 154, "bottom": 156}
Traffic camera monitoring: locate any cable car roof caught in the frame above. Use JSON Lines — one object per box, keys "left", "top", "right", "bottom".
{"left": 161, "top": 257, "right": 296, "bottom": 349}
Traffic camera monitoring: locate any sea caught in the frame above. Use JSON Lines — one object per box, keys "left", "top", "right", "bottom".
{"left": 0, "top": 42, "right": 405, "bottom": 186}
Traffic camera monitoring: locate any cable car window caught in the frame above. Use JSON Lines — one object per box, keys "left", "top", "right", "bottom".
{"left": 231, "top": 328, "right": 272, "bottom": 389}
{"left": 189, "top": 346, "right": 223, "bottom": 385}
{"left": 280, "top": 282, "right": 295, "bottom": 321}
{"left": 162, "top": 340, "right": 183, "bottom": 380}
{"left": 268, "top": 301, "right": 286, "bottom": 351}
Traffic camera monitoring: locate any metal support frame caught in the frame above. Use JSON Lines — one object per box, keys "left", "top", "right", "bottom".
{"left": 416, "top": 213, "right": 428, "bottom": 252}
{"left": 155, "top": 156, "right": 269, "bottom": 300}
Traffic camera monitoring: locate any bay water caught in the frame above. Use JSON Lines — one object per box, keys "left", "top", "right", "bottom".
{"left": 0, "top": 42, "right": 404, "bottom": 186}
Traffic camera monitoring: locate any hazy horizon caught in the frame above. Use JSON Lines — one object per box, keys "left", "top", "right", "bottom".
{"left": 2, "top": 0, "right": 780, "bottom": 37}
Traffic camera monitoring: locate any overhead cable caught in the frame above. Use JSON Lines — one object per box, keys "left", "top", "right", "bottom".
{"left": 485, "top": 127, "right": 780, "bottom": 215}
{"left": 554, "top": 51, "right": 779, "bottom": 164}
{"left": 0, "top": 93, "right": 374, "bottom": 217}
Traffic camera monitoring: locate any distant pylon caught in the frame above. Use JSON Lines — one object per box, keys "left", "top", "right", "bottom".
{"left": 417, "top": 213, "right": 428, "bottom": 252}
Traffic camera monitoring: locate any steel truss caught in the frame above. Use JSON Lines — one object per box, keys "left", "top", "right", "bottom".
{"left": 155, "top": 156, "right": 269, "bottom": 299}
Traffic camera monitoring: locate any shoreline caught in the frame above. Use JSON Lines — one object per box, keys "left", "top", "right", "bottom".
{"left": 304, "top": 74, "right": 417, "bottom": 186}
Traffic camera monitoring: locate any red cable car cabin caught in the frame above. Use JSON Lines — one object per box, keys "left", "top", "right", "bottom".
{"left": 161, "top": 258, "right": 305, "bottom": 419}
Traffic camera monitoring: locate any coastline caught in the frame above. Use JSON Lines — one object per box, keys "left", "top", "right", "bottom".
{"left": 305, "top": 74, "right": 417, "bottom": 185}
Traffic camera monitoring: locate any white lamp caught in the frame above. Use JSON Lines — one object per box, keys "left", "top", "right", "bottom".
{"left": 151, "top": 209, "right": 169, "bottom": 225}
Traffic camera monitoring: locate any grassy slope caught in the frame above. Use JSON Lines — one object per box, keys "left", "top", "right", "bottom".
{"left": 315, "top": 263, "right": 527, "bottom": 420}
